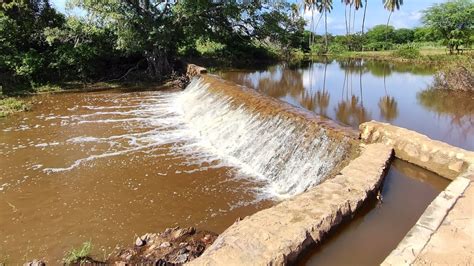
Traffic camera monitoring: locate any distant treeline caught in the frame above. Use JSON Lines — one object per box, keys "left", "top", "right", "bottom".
{"left": 0, "top": 0, "right": 472, "bottom": 94}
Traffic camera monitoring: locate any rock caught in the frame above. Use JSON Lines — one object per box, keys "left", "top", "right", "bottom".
{"left": 107, "top": 227, "right": 217, "bottom": 265}
{"left": 175, "top": 253, "right": 189, "bottom": 264}
{"left": 186, "top": 64, "right": 207, "bottom": 78}
{"left": 23, "top": 260, "right": 45, "bottom": 266}
{"left": 171, "top": 227, "right": 195, "bottom": 239}
{"left": 160, "top": 241, "right": 171, "bottom": 248}
{"left": 135, "top": 236, "right": 146, "bottom": 247}
{"left": 178, "top": 247, "right": 188, "bottom": 255}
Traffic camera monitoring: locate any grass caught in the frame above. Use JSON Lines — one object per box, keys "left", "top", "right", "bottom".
{"left": 328, "top": 48, "right": 472, "bottom": 65}
{"left": 0, "top": 97, "right": 30, "bottom": 117}
{"left": 63, "top": 241, "right": 93, "bottom": 265}
{"left": 34, "top": 84, "right": 63, "bottom": 93}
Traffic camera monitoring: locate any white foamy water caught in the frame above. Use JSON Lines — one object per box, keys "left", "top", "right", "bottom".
{"left": 176, "top": 77, "right": 354, "bottom": 198}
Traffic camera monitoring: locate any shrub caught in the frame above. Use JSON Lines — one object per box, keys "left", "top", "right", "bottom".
{"left": 328, "top": 43, "right": 348, "bottom": 54}
{"left": 63, "top": 241, "right": 93, "bottom": 264}
{"left": 0, "top": 97, "right": 30, "bottom": 117}
{"left": 195, "top": 38, "right": 226, "bottom": 57}
{"left": 290, "top": 48, "right": 305, "bottom": 62}
{"left": 310, "top": 43, "right": 325, "bottom": 55}
{"left": 363, "top": 42, "right": 393, "bottom": 51}
{"left": 392, "top": 44, "right": 421, "bottom": 59}
{"left": 34, "top": 84, "right": 63, "bottom": 93}
{"left": 432, "top": 62, "right": 474, "bottom": 91}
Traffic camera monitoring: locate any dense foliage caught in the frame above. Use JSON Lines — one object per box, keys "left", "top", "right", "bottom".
{"left": 422, "top": 0, "right": 473, "bottom": 54}
{"left": 0, "top": 0, "right": 472, "bottom": 94}
{"left": 0, "top": 0, "right": 305, "bottom": 93}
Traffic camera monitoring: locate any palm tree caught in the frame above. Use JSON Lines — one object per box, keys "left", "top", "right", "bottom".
{"left": 383, "top": 0, "right": 403, "bottom": 41}
{"left": 353, "top": 0, "right": 362, "bottom": 33}
{"left": 342, "top": 0, "right": 351, "bottom": 35}
{"left": 361, "top": 0, "right": 368, "bottom": 34}
{"left": 304, "top": 0, "right": 316, "bottom": 49}
{"left": 316, "top": 0, "right": 333, "bottom": 52}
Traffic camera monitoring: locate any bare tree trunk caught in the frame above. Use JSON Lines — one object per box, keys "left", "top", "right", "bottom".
{"left": 352, "top": 5, "right": 356, "bottom": 33}
{"left": 385, "top": 11, "right": 393, "bottom": 49}
{"left": 145, "top": 49, "right": 171, "bottom": 80}
{"left": 345, "top": 5, "right": 349, "bottom": 36}
{"left": 310, "top": 8, "right": 314, "bottom": 50}
{"left": 361, "top": 0, "right": 367, "bottom": 34}
{"left": 324, "top": 8, "right": 328, "bottom": 53}
{"left": 348, "top": 4, "right": 352, "bottom": 35}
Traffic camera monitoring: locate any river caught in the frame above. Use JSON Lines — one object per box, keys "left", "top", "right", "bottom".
{"left": 1, "top": 58, "right": 472, "bottom": 264}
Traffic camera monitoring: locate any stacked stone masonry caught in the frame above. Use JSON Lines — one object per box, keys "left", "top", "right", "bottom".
{"left": 360, "top": 121, "right": 473, "bottom": 265}
{"left": 189, "top": 144, "right": 393, "bottom": 266}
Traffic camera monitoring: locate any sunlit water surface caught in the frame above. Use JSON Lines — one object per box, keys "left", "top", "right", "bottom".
{"left": 220, "top": 58, "right": 473, "bottom": 150}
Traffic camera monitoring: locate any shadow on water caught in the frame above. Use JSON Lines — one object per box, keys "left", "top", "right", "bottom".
{"left": 296, "top": 159, "right": 450, "bottom": 266}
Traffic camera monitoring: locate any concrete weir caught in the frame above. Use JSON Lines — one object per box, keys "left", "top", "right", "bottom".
{"left": 189, "top": 144, "right": 393, "bottom": 266}
{"left": 184, "top": 65, "right": 472, "bottom": 265}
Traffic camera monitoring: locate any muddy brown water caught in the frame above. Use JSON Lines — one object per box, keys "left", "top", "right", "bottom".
{"left": 0, "top": 89, "right": 274, "bottom": 263}
{"left": 298, "top": 159, "right": 449, "bottom": 266}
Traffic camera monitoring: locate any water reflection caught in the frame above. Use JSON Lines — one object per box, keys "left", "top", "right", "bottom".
{"left": 379, "top": 96, "right": 399, "bottom": 122}
{"left": 219, "top": 58, "right": 473, "bottom": 150}
{"left": 418, "top": 89, "right": 474, "bottom": 139}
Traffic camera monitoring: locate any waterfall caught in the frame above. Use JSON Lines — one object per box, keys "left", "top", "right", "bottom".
{"left": 36, "top": 74, "right": 357, "bottom": 200}
{"left": 176, "top": 75, "right": 358, "bottom": 199}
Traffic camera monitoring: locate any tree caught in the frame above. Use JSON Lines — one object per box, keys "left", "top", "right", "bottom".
{"left": 383, "top": 0, "right": 403, "bottom": 44}
{"left": 0, "top": 0, "right": 65, "bottom": 87}
{"left": 422, "top": 0, "right": 474, "bottom": 54}
{"left": 315, "top": 0, "right": 333, "bottom": 52}
{"left": 366, "top": 25, "right": 394, "bottom": 42}
{"left": 361, "top": 0, "right": 367, "bottom": 34}
{"left": 43, "top": 17, "right": 116, "bottom": 81}
{"left": 393, "top": 28, "right": 414, "bottom": 44}
{"left": 256, "top": 2, "right": 306, "bottom": 56}
{"left": 413, "top": 27, "right": 439, "bottom": 42}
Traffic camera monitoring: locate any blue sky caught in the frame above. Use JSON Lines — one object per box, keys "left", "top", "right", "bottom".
{"left": 51, "top": 0, "right": 446, "bottom": 35}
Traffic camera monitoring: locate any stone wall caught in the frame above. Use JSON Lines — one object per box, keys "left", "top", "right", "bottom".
{"left": 360, "top": 121, "right": 474, "bottom": 180}
{"left": 359, "top": 121, "right": 473, "bottom": 265}
{"left": 189, "top": 144, "right": 393, "bottom": 266}
{"left": 186, "top": 64, "right": 207, "bottom": 78}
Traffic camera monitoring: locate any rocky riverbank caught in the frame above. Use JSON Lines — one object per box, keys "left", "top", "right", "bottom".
{"left": 23, "top": 227, "right": 217, "bottom": 266}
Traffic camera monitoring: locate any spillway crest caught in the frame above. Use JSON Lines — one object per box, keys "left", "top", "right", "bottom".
{"left": 177, "top": 75, "right": 358, "bottom": 198}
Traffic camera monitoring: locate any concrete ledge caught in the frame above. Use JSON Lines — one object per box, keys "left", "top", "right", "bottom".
{"left": 382, "top": 176, "right": 471, "bottom": 265}
{"left": 360, "top": 121, "right": 474, "bottom": 179}
{"left": 186, "top": 64, "right": 207, "bottom": 78}
{"left": 189, "top": 144, "right": 393, "bottom": 266}
{"left": 359, "top": 121, "right": 473, "bottom": 265}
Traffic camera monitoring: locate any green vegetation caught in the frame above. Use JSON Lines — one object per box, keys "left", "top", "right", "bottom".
{"left": 422, "top": 0, "right": 473, "bottom": 55}
{"left": 392, "top": 44, "right": 421, "bottom": 59}
{"left": 0, "top": 97, "right": 30, "bottom": 117}
{"left": 0, "top": 0, "right": 306, "bottom": 95}
{"left": 63, "top": 241, "right": 93, "bottom": 264}
{"left": 0, "top": 0, "right": 472, "bottom": 96}
{"left": 34, "top": 84, "right": 63, "bottom": 93}
{"left": 432, "top": 61, "right": 474, "bottom": 91}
